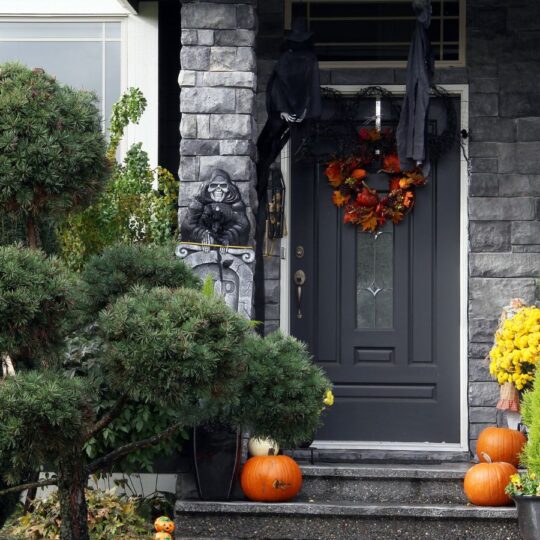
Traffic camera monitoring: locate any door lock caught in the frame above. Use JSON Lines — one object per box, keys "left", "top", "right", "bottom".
{"left": 294, "top": 270, "right": 306, "bottom": 319}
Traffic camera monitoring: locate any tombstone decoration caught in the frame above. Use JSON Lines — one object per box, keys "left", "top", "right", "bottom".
{"left": 254, "top": 17, "right": 322, "bottom": 331}
{"left": 396, "top": 0, "right": 435, "bottom": 176}
{"left": 180, "top": 169, "right": 250, "bottom": 249}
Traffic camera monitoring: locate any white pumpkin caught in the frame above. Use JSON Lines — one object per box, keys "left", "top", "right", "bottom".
{"left": 248, "top": 437, "right": 280, "bottom": 457}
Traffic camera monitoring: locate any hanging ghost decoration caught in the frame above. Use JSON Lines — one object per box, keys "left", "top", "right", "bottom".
{"left": 396, "top": 0, "right": 435, "bottom": 176}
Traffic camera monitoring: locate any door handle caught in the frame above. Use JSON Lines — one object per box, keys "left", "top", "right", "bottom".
{"left": 294, "top": 270, "right": 306, "bottom": 319}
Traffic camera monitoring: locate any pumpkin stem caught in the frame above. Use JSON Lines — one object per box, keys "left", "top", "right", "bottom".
{"left": 481, "top": 452, "right": 493, "bottom": 464}
{"left": 268, "top": 448, "right": 275, "bottom": 456}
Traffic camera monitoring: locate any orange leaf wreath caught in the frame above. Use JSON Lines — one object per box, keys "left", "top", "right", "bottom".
{"left": 325, "top": 128, "right": 427, "bottom": 233}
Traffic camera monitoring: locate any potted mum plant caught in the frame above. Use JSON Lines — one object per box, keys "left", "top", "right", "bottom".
{"left": 506, "top": 373, "right": 540, "bottom": 540}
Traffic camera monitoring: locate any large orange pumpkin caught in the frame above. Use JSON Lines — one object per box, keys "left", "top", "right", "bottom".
{"left": 240, "top": 455, "right": 302, "bottom": 502}
{"left": 477, "top": 427, "right": 526, "bottom": 467}
{"left": 464, "top": 457, "right": 517, "bottom": 506}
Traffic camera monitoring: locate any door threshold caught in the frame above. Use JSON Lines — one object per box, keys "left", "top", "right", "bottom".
{"left": 312, "top": 441, "right": 466, "bottom": 452}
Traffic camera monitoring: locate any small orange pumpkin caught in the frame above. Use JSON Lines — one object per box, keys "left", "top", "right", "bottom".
{"left": 240, "top": 455, "right": 302, "bottom": 502}
{"left": 464, "top": 454, "right": 517, "bottom": 506}
{"left": 477, "top": 427, "right": 526, "bottom": 467}
{"left": 154, "top": 533, "right": 172, "bottom": 540}
{"left": 154, "top": 516, "right": 175, "bottom": 534}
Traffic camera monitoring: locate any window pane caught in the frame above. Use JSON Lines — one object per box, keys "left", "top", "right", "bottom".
{"left": 0, "top": 22, "right": 104, "bottom": 39}
{"left": 105, "top": 22, "right": 121, "bottom": 39}
{"left": 105, "top": 42, "right": 121, "bottom": 129}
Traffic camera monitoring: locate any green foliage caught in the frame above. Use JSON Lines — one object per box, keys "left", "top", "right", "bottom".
{"left": 99, "top": 287, "right": 251, "bottom": 415}
{"left": 4, "top": 488, "right": 151, "bottom": 539}
{"left": 0, "top": 245, "right": 77, "bottom": 369}
{"left": 201, "top": 275, "right": 215, "bottom": 299}
{"left": 0, "top": 467, "right": 19, "bottom": 529}
{"left": 0, "top": 371, "right": 90, "bottom": 484}
{"left": 78, "top": 243, "right": 200, "bottom": 319}
{"left": 234, "top": 332, "right": 332, "bottom": 447}
{"left": 0, "top": 63, "right": 109, "bottom": 247}
{"left": 521, "top": 375, "right": 540, "bottom": 475}
{"left": 57, "top": 88, "right": 179, "bottom": 270}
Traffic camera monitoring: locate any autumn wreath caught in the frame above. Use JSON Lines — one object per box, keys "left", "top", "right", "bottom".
{"left": 325, "top": 127, "right": 427, "bottom": 233}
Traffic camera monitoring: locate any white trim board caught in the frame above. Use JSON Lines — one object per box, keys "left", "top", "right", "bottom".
{"left": 0, "top": 0, "right": 130, "bottom": 15}
{"left": 280, "top": 84, "right": 470, "bottom": 453}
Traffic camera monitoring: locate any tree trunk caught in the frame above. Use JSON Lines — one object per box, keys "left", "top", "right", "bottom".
{"left": 57, "top": 457, "right": 89, "bottom": 540}
{"left": 25, "top": 217, "right": 39, "bottom": 249}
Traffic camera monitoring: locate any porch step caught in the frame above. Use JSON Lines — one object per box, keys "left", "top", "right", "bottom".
{"left": 174, "top": 500, "right": 519, "bottom": 539}
{"left": 298, "top": 463, "right": 470, "bottom": 504}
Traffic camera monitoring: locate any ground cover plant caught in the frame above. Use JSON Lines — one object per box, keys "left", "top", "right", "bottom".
{"left": 0, "top": 63, "right": 109, "bottom": 249}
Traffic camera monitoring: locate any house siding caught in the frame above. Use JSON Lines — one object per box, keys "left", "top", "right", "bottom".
{"left": 180, "top": 0, "right": 540, "bottom": 454}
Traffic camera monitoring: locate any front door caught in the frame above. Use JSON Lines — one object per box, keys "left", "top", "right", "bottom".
{"left": 290, "top": 94, "right": 461, "bottom": 444}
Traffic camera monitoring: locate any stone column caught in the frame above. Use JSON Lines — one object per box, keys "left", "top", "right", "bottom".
{"left": 178, "top": 0, "right": 258, "bottom": 318}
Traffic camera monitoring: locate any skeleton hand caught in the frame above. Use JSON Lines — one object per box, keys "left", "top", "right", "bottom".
{"left": 280, "top": 112, "right": 297, "bottom": 123}
{"left": 220, "top": 241, "right": 229, "bottom": 255}
{"left": 202, "top": 231, "right": 214, "bottom": 252}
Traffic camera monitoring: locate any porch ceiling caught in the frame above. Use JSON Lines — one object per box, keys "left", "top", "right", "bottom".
{"left": 116, "top": 0, "right": 169, "bottom": 14}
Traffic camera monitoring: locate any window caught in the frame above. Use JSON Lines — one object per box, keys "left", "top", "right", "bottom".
{"left": 285, "top": 0, "right": 465, "bottom": 67}
{"left": 0, "top": 20, "right": 123, "bottom": 129}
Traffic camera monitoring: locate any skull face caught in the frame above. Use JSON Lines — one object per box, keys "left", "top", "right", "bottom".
{"left": 208, "top": 177, "right": 230, "bottom": 202}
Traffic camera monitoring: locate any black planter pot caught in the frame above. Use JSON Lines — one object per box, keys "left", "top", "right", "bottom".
{"left": 193, "top": 424, "right": 241, "bottom": 501}
{"left": 514, "top": 495, "right": 540, "bottom": 540}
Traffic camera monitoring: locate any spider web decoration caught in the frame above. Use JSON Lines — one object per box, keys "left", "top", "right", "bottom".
{"left": 294, "top": 85, "right": 458, "bottom": 164}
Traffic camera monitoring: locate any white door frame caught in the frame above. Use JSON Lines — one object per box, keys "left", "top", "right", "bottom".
{"left": 279, "top": 84, "right": 470, "bottom": 453}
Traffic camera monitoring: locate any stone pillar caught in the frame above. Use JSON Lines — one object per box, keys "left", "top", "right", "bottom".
{"left": 178, "top": 0, "right": 258, "bottom": 316}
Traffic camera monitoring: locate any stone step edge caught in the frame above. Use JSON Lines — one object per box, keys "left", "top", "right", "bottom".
{"left": 175, "top": 501, "right": 517, "bottom": 520}
{"left": 300, "top": 464, "right": 472, "bottom": 480}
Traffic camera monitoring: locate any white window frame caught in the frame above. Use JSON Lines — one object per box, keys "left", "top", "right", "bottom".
{"left": 284, "top": 0, "right": 467, "bottom": 69}
{"left": 0, "top": 0, "right": 159, "bottom": 168}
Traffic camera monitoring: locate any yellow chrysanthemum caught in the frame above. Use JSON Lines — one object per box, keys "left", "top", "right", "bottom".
{"left": 323, "top": 389, "right": 335, "bottom": 406}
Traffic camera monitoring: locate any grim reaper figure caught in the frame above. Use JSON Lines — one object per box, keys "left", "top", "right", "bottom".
{"left": 181, "top": 169, "right": 250, "bottom": 248}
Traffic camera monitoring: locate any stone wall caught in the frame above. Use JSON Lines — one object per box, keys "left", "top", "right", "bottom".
{"left": 178, "top": 0, "right": 258, "bottom": 246}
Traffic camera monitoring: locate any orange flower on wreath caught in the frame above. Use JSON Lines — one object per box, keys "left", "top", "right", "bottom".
{"left": 383, "top": 154, "right": 401, "bottom": 173}
{"left": 403, "top": 191, "right": 415, "bottom": 208}
{"left": 350, "top": 168, "right": 368, "bottom": 181}
{"left": 399, "top": 177, "right": 412, "bottom": 189}
{"left": 325, "top": 160, "right": 344, "bottom": 188}
{"left": 332, "top": 190, "right": 350, "bottom": 207}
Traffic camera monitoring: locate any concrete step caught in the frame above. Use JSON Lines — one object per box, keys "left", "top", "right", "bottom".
{"left": 298, "top": 463, "right": 471, "bottom": 504}
{"left": 174, "top": 500, "right": 519, "bottom": 540}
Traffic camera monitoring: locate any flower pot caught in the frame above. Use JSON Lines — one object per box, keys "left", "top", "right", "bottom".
{"left": 193, "top": 423, "right": 241, "bottom": 501}
{"left": 514, "top": 495, "right": 540, "bottom": 540}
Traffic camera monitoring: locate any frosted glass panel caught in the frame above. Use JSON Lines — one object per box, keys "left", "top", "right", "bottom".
{"left": 105, "top": 42, "right": 121, "bottom": 128}
{"left": 356, "top": 224, "right": 394, "bottom": 329}
{"left": 0, "top": 22, "right": 103, "bottom": 39}
{"left": 105, "top": 23, "right": 121, "bottom": 39}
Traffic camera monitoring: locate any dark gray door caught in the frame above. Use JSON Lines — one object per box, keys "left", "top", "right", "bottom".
{"left": 290, "top": 96, "right": 461, "bottom": 443}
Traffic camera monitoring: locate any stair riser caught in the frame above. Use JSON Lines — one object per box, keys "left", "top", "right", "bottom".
{"left": 299, "top": 477, "right": 468, "bottom": 504}
{"left": 175, "top": 514, "right": 519, "bottom": 540}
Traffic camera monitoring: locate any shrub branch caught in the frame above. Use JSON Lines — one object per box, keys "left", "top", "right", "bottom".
{"left": 85, "top": 394, "right": 128, "bottom": 442}
{"left": 0, "top": 477, "right": 57, "bottom": 497}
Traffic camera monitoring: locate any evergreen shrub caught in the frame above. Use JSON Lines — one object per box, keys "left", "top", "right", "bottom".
{"left": 521, "top": 376, "right": 540, "bottom": 475}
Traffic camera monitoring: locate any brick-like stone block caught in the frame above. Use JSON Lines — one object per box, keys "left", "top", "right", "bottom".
{"left": 469, "top": 318, "right": 498, "bottom": 343}
{"left": 237, "top": 4, "right": 256, "bottom": 29}
{"left": 514, "top": 245, "right": 540, "bottom": 253}
{"left": 468, "top": 142, "right": 499, "bottom": 158}
{"left": 210, "top": 46, "right": 256, "bottom": 71}
{"left": 181, "top": 29, "right": 198, "bottom": 45}
{"left": 215, "top": 29, "right": 256, "bottom": 47}
{"left": 469, "top": 278, "right": 537, "bottom": 318}
{"left": 180, "top": 114, "right": 198, "bottom": 139}
{"left": 181, "top": 87, "right": 236, "bottom": 113}
{"left": 470, "top": 117, "right": 516, "bottom": 142}
{"left": 469, "top": 173, "right": 498, "bottom": 196}
{"left": 180, "top": 139, "right": 220, "bottom": 156}
{"left": 181, "top": 46, "right": 210, "bottom": 71}
{"left": 468, "top": 342, "right": 491, "bottom": 358}
{"left": 470, "top": 252, "right": 540, "bottom": 278}
{"left": 469, "top": 197, "right": 535, "bottom": 220}
{"left": 197, "top": 115, "right": 211, "bottom": 139}
{"left": 470, "top": 221, "right": 511, "bottom": 252}
{"left": 236, "top": 89, "right": 255, "bottom": 113}
{"left": 470, "top": 157, "right": 498, "bottom": 174}
{"left": 469, "top": 406, "right": 497, "bottom": 424}
{"left": 209, "top": 114, "right": 252, "bottom": 139}
{"left": 517, "top": 117, "right": 540, "bottom": 141}
{"left": 220, "top": 139, "right": 255, "bottom": 157}
{"left": 516, "top": 142, "right": 540, "bottom": 173}
{"left": 178, "top": 70, "right": 197, "bottom": 87}
{"left": 495, "top": 143, "right": 517, "bottom": 174}
{"left": 512, "top": 221, "right": 540, "bottom": 245}
{"left": 264, "top": 303, "right": 280, "bottom": 320}
{"left": 499, "top": 62, "right": 540, "bottom": 94}
{"left": 470, "top": 422, "right": 493, "bottom": 440}
{"left": 197, "top": 29, "right": 215, "bottom": 46}
{"left": 470, "top": 78, "right": 499, "bottom": 94}
{"left": 470, "top": 94, "right": 499, "bottom": 117}
{"left": 263, "top": 255, "right": 280, "bottom": 280}
{"left": 179, "top": 156, "right": 199, "bottom": 182}
{"left": 264, "top": 279, "right": 280, "bottom": 304}
{"left": 499, "top": 174, "right": 540, "bottom": 197}
{"left": 199, "top": 155, "right": 256, "bottom": 182}
{"left": 501, "top": 92, "right": 540, "bottom": 118}
{"left": 203, "top": 71, "right": 256, "bottom": 89}
{"left": 264, "top": 320, "right": 280, "bottom": 335}
{"left": 181, "top": 3, "right": 237, "bottom": 30}
{"left": 468, "top": 382, "right": 499, "bottom": 407}
{"left": 469, "top": 360, "right": 493, "bottom": 384}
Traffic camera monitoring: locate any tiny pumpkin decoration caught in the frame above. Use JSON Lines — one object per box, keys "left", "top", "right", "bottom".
{"left": 154, "top": 516, "right": 175, "bottom": 534}
{"left": 477, "top": 426, "right": 526, "bottom": 467}
{"left": 464, "top": 454, "right": 517, "bottom": 506}
{"left": 154, "top": 534, "right": 172, "bottom": 540}
{"left": 248, "top": 437, "right": 280, "bottom": 457}
{"left": 241, "top": 455, "right": 302, "bottom": 502}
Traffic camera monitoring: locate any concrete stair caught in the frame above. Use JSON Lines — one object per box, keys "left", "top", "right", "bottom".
{"left": 175, "top": 462, "right": 520, "bottom": 539}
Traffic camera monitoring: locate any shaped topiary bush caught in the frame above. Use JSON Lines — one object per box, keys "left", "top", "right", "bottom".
{"left": 0, "top": 63, "right": 109, "bottom": 248}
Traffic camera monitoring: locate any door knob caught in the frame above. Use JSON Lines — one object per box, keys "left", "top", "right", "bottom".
{"left": 294, "top": 270, "right": 306, "bottom": 319}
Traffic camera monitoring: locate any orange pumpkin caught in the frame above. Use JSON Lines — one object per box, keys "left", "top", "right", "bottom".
{"left": 240, "top": 455, "right": 302, "bottom": 502}
{"left": 154, "top": 516, "right": 175, "bottom": 534}
{"left": 464, "top": 456, "right": 517, "bottom": 506}
{"left": 477, "top": 427, "right": 526, "bottom": 467}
